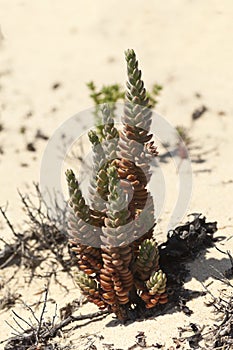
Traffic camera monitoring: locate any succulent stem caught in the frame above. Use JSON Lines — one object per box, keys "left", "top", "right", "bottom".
{"left": 66, "top": 50, "right": 167, "bottom": 320}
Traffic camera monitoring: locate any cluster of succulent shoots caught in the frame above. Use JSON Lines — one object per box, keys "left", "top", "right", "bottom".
{"left": 66, "top": 49, "right": 168, "bottom": 320}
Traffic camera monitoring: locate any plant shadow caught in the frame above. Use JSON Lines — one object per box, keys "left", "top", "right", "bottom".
{"left": 105, "top": 219, "right": 232, "bottom": 327}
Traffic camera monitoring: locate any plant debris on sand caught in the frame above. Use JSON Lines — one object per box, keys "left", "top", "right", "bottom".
{"left": 204, "top": 291, "right": 233, "bottom": 349}
{"left": 0, "top": 183, "right": 72, "bottom": 286}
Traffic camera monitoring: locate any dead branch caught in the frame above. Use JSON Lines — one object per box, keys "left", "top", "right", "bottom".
{"left": 41, "top": 310, "right": 109, "bottom": 340}
{"left": 2, "top": 306, "right": 108, "bottom": 350}
{"left": 204, "top": 293, "right": 233, "bottom": 349}
{"left": 1, "top": 287, "right": 108, "bottom": 349}
{"left": 0, "top": 184, "right": 73, "bottom": 286}
{"left": 36, "top": 287, "right": 49, "bottom": 343}
{"left": 0, "top": 205, "right": 19, "bottom": 238}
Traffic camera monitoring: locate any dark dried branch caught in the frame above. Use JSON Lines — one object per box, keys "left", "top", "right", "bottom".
{"left": 41, "top": 310, "right": 109, "bottom": 340}
{"left": 36, "top": 287, "right": 49, "bottom": 342}
{"left": 3, "top": 305, "right": 108, "bottom": 350}
{"left": 0, "top": 205, "right": 19, "bottom": 238}
{"left": 0, "top": 184, "right": 73, "bottom": 286}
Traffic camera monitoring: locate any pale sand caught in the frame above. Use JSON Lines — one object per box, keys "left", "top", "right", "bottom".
{"left": 0, "top": 1, "right": 233, "bottom": 349}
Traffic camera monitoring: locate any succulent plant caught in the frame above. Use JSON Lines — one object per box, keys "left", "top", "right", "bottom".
{"left": 87, "top": 74, "right": 162, "bottom": 140}
{"left": 66, "top": 49, "right": 167, "bottom": 320}
{"left": 141, "top": 270, "right": 168, "bottom": 309}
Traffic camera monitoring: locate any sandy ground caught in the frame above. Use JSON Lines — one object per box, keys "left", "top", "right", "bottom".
{"left": 0, "top": 1, "right": 233, "bottom": 349}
